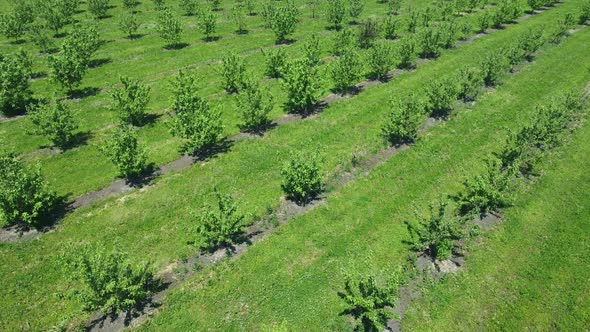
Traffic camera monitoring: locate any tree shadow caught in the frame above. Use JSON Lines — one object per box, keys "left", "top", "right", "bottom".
{"left": 275, "top": 38, "right": 295, "bottom": 45}
{"left": 53, "top": 31, "right": 68, "bottom": 38}
{"left": 235, "top": 29, "right": 249, "bottom": 35}
{"left": 203, "top": 36, "right": 221, "bottom": 42}
{"left": 31, "top": 71, "right": 48, "bottom": 80}
{"left": 188, "top": 139, "right": 234, "bottom": 161}
{"left": 238, "top": 122, "right": 277, "bottom": 136}
{"left": 136, "top": 113, "right": 162, "bottom": 127}
{"left": 127, "top": 33, "right": 146, "bottom": 40}
{"left": 68, "top": 87, "right": 101, "bottom": 99}
{"left": 164, "top": 42, "right": 189, "bottom": 50}
{"left": 88, "top": 57, "right": 112, "bottom": 68}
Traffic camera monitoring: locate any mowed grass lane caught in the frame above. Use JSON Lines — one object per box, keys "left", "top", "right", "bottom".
{"left": 0, "top": 3, "right": 585, "bottom": 330}
{"left": 400, "top": 93, "right": 590, "bottom": 331}
{"left": 137, "top": 24, "right": 590, "bottom": 331}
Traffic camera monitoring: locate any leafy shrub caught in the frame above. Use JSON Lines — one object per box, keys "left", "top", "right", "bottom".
{"left": 424, "top": 77, "right": 458, "bottom": 117}
{"left": 382, "top": 94, "right": 425, "bottom": 145}
{"left": 331, "top": 49, "right": 363, "bottom": 93}
{"left": 0, "top": 51, "right": 33, "bottom": 116}
{"left": 169, "top": 70, "right": 223, "bottom": 155}
{"left": 270, "top": 1, "right": 298, "bottom": 43}
{"left": 152, "top": 0, "right": 166, "bottom": 10}
{"left": 407, "top": 8, "right": 420, "bottom": 33}
{"left": 332, "top": 27, "right": 357, "bottom": 56}
{"left": 397, "top": 36, "right": 417, "bottom": 69}
{"left": 123, "top": 0, "right": 136, "bottom": 9}
{"left": 66, "top": 24, "right": 101, "bottom": 64}
{"left": 193, "top": 188, "right": 248, "bottom": 251}
{"left": 518, "top": 27, "right": 544, "bottom": 60}
{"left": 157, "top": 9, "right": 182, "bottom": 47}
{"left": 28, "top": 99, "right": 79, "bottom": 149}
{"left": 382, "top": 16, "right": 400, "bottom": 40}
{"left": 110, "top": 76, "right": 151, "bottom": 126}
{"left": 405, "top": 199, "right": 464, "bottom": 260}
{"left": 455, "top": 66, "right": 483, "bottom": 102}
{"left": 281, "top": 151, "right": 323, "bottom": 204}
{"left": 479, "top": 50, "right": 509, "bottom": 86}
{"left": 262, "top": 47, "right": 287, "bottom": 78}
{"left": 357, "top": 18, "right": 379, "bottom": 48}
{"left": 38, "top": 0, "right": 74, "bottom": 34}
{"left": 200, "top": 7, "right": 218, "bottom": 41}
{"left": 0, "top": 6, "right": 31, "bottom": 42}
{"left": 180, "top": 0, "right": 198, "bottom": 16}
{"left": 29, "top": 20, "right": 56, "bottom": 53}
{"left": 118, "top": 12, "right": 140, "bottom": 38}
{"left": 455, "top": 157, "right": 511, "bottom": 216}
{"left": 231, "top": 4, "right": 248, "bottom": 34}
{"left": 0, "top": 152, "right": 58, "bottom": 228}
{"left": 61, "top": 245, "right": 156, "bottom": 314}
{"left": 417, "top": 26, "right": 443, "bottom": 58}
{"left": 101, "top": 125, "right": 148, "bottom": 179}
{"left": 438, "top": 20, "right": 458, "bottom": 49}
{"left": 221, "top": 52, "right": 246, "bottom": 93}
{"left": 282, "top": 58, "right": 321, "bottom": 114}
{"left": 580, "top": 0, "right": 590, "bottom": 24}
{"left": 477, "top": 11, "right": 491, "bottom": 33}
{"left": 326, "top": 0, "right": 346, "bottom": 30}
{"left": 303, "top": 33, "right": 321, "bottom": 66}
{"left": 261, "top": 0, "right": 277, "bottom": 28}
{"left": 527, "top": 0, "right": 544, "bottom": 11}
{"left": 237, "top": 79, "right": 273, "bottom": 132}
{"left": 88, "top": 0, "right": 110, "bottom": 19}
{"left": 492, "top": 0, "right": 522, "bottom": 28}
{"left": 349, "top": 0, "right": 364, "bottom": 23}
{"left": 339, "top": 274, "right": 398, "bottom": 331}
{"left": 367, "top": 41, "right": 395, "bottom": 81}
{"left": 551, "top": 13, "right": 575, "bottom": 44}
{"left": 387, "top": 0, "right": 401, "bottom": 16}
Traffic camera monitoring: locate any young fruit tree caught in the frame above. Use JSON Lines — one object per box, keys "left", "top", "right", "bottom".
{"left": 381, "top": 94, "right": 425, "bottom": 145}
{"left": 180, "top": 0, "right": 198, "bottom": 16}
{"left": 28, "top": 99, "right": 79, "bottom": 149}
{"left": 330, "top": 49, "right": 363, "bottom": 93}
{"left": 405, "top": 199, "right": 465, "bottom": 260}
{"left": 0, "top": 51, "right": 33, "bottom": 116}
{"left": 396, "top": 36, "right": 417, "bottom": 69}
{"left": 455, "top": 66, "right": 483, "bottom": 102}
{"left": 339, "top": 274, "right": 399, "bottom": 331}
{"left": 192, "top": 188, "right": 249, "bottom": 252}
{"left": 157, "top": 9, "right": 183, "bottom": 47}
{"left": 29, "top": 20, "right": 56, "bottom": 53}
{"left": 357, "top": 18, "right": 379, "bottom": 48}
{"left": 326, "top": 0, "right": 346, "bottom": 30}
{"left": 332, "top": 27, "right": 357, "bottom": 56}
{"left": 200, "top": 7, "right": 218, "bottom": 41}
{"left": 348, "top": 0, "right": 364, "bottom": 24}
{"left": 38, "top": 0, "right": 74, "bottom": 35}
{"left": 303, "top": 33, "right": 321, "bottom": 66}
{"left": 382, "top": 15, "right": 400, "bottom": 40}
{"left": 118, "top": 12, "right": 140, "bottom": 38}
{"left": 169, "top": 70, "right": 223, "bottom": 155}
{"left": 60, "top": 245, "right": 157, "bottom": 314}
{"left": 232, "top": 4, "right": 248, "bottom": 34}
{"left": 367, "top": 41, "right": 395, "bottom": 81}
{"left": 221, "top": 52, "right": 246, "bottom": 93}
{"left": 282, "top": 58, "right": 321, "bottom": 114}
{"left": 0, "top": 6, "right": 31, "bottom": 42}
{"left": 270, "top": 1, "right": 299, "bottom": 43}
{"left": 281, "top": 151, "right": 323, "bottom": 204}
{"left": 262, "top": 47, "right": 287, "bottom": 78}
{"left": 88, "top": 0, "right": 110, "bottom": 19}
{"left": 480, "top": 50, "right": 509, "bottom": 86}
{"left": 111, "top": 76, "right": 151, "bottom": 126}
{"left": 0, "top": 152, "right": 59, "bottom": 228}
{"left": 101, "top": 125, "right": 149, "bottom": 180}
{"left": 237, "top": 79, "right": 274, "bottom": 132}
{"left": 424, "top": 77, "right": 459, "bottom": 118}
{"left": 454, "top": 157, "right": 511, "bottom": 216}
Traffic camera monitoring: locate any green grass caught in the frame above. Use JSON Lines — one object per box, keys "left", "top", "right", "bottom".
{"left": 135, "top": 25, "right": 590, "bottom": 332}
{"left": 401, "top": 100, "right": 590, "bottom": 331}
{"left": 0, "top": 0, "right": 587, "bottom": 330}
{"left": 1, "top": 0, "right": 517, "bottom": 197}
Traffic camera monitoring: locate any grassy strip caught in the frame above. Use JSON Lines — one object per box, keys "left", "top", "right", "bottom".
{"left": 135, "top": 27, "right": 590, "bottom": 331}
{"left": 0, "top": 4, "right": 583, "bottom": 330}
{"left": 401, "top": 91, "right": 590, "bottom": 331}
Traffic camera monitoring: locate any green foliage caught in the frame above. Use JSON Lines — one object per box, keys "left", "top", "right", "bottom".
{"left": 221, "top": 52, "right": 246, "bottom": 93}
{"left": 180, "top": 0, "right": 198, "bottom": 16}
{"left": 424, "top": 77, "right": 459, "bottom": 117}
{"left": 0, "top": 152, "right": 58, "bottom": 228}
{"left": 397, "top": 36, "right": 417, "bottom": 69}
{"left": 455, "top": 66, "right": 483, "bottom": 102}
{"left": 200, "top": 7, "right": 218, "bottom": 41}
{"left": 28, "top": 99, "right": 79, "bottom": 149}
{"left": 262, "top": 47, "right": 287, "bottom": 78}
{"left": 492, "top": 0, "right": 522, "bottom": 28}
{"left": 479, "top": 50, "right": 509, "bottom": 86}
{"left": 0, "top": 6, "right": 31, "bottom": 41}
{"left": 367, "top": 41, "right": 394, "bottom": 81}
{"left": 208, "top": 0, "right": 222, "bottom": 11}
{"left": 282, "top": 58, "right": 321, "bottom": 114}
{"left": 157, "top": 9, "right": 182, "bottom": 47}
{"left": 407, "top": 8, "right": 420, "bottom": 33}
{"left": 270, "top": 0, "right": 298, "bottom": 43}
{"left": 580, "top": 0, "right": 590, "bottom": 24}
{"left": 455, "top": 157, "right": 511, "bottom": 216}
{"left": 357, "top": 18, "right": 379, "bottom": 48}
{"left": 518, "top": 27, "right": 544, "bottom": 60}
{"left": 382, "top": 94, "right": 425, "bottom": 145}
{"left": 386, "top": 0, "right": 401, "bottom": 16}
{"left": 88, "top": 0, "right": 110, "bottom": 19}
{"left": 38, "top": 0, "right": 75, "bottom": 34}
{"left": 232, "top": 4, "right": 248, "bottom": 34}
{"left": 123, "top": 0, "right": 136, "bottom": 9}
{"left": 477, "top": 11, "right": 491, "bottom": 33}
{"left": 332, "top": 27, "right": 356, "bottom": 56}
{"left": 281, "top": 151, "right": 323, "bottom": 204}
{"left": 551, "top": 13, "right": 575, "bottom": 44}
{"left": 29, "top": 20, "right": 56, "bottom": 53}
{"left": 382, "top": 16, "right": 400, "bottom": 40}
{"left": 417, "top": 26, "right": 444, "bottom": 58}
{"left": 118, "top": 12, "right": 140, "bottom": 38}
{"left": 326, "top": 0, "right": 347, "bottom": 30}
{"left": 527, "top": 0, "right": 544, "bottom": 11}
{"left": 110, "top": 76, "right": 151, "bottom": 126}
{"left": 67, "top": 24, "right": 101, "bottom": 63}
{"left": 152, "top": 0, "right": 166, "bottom": 10}
{"left": 406, "top": 199, "right": 464, "bottom": 260}
{"left": 101, "top": 125, "right": 148, "bottom": 179}
{"left": 193, "top": 188, "right": 248, "bottom": 251}
{"left": 303, "top": 33, "right": 321, "bottom": 66}
{"left": 0, "top": 51, "right": 33, "bottom": 116}
{"left": 349, "top": 0, "right": 364, "bottom": 23}
{"left": 169, "top": 70, "right": 223, "bottom": 155}
{"left": 331, "top": 49, "right": 363, "bottom": 92}
{"left": 339, "top": 274, "right": 398, "bottom": 331}
{"left": 61, "top": 245, "right": 156, "bottom": 314}
{"left": 237, "top": 79, "right": 273, "bottom": 131}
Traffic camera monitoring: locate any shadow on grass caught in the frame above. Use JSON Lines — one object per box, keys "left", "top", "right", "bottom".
{"left": 88, "top": 57, "right": 112, "bottom": 68}
{"left": 68, "top": 87, "right": 101, "bottom": 99}
{"left": 164, "top": 42, "right": 190, "bottom": 50}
